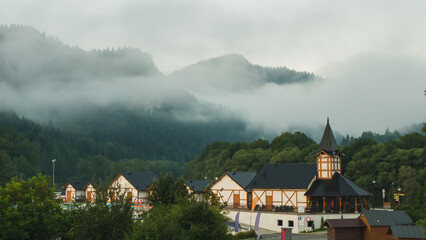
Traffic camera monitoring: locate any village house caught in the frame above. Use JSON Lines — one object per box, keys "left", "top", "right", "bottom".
{"left": 109, "top": 172, "right": 157, "bottom": 208}
{"left": 185, "top": 179, "right": 208, "bottom": 202}
{"left": 63, "top": 181, "right": 95, "bottom": 203}
{"left": 209, "top": 172, "right": 256, "bottom": 208}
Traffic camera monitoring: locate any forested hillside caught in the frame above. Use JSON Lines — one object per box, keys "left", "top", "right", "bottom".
{"left": 0, "top": 111, "right": 252, "bottom": 185}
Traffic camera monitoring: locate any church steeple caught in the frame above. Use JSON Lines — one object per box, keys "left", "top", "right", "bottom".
{"left": 318, "top": 118, "right": 339, "bottom": 154}
{"left": 316, "top": 118, "right": 341, "bottom": 179}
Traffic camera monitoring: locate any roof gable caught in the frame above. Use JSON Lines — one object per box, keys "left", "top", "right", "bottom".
{"left": 318, "top": 118, "right": 339, "bottom": 154}
{"left": 64, "top": 181, "right": 91, "bottom": 190}
{"left": 362, "top": 210, "right": 414, "bottom": 226}
{"left": 120, "top": 172, "right": 158, "bottom": 191}
{"left": 322, "top": 219, "right": 366, "bottom": 228}
{"left": 226, "top": 172, "right": 257, "bottom": 189}
{"left": 185, "top": 180, "right": 208, "bottom": 193}
{"left": 305, "top": 172, "right": 371, "bottom": 197}
{"left": 248, "top": 163, "right": 317, "bottom": 189}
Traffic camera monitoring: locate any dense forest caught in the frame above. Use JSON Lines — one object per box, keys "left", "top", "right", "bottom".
{"left": 0, "top": 110, "right": 253, "bottom": 186}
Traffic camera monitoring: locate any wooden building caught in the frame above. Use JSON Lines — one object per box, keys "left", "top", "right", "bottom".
{"left": 305, "top": 119, "right": 371, "bottom": 213}
{"left": 63, "top": 181, "right": 94, "bottom": 203}
{"left": 109, "top": 172, "right": 157, "bottom": 207}
{"left": 359, "top": 210, "right": 418, "bottom": 240}
{"left": 209, "top": 172, "right": 256, "bottom": 208}
{"left": 322, "top": 218, "right": 366, "bottom": 240}
{"left": 185, "top": 179, "right": 208, "bottom": 202}
{"left": 248, "top": 163, "right": 317, "bottom": 211}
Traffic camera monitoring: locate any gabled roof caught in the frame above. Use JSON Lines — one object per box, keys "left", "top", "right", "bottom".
{"left": 322, "top": 219, "right": 366, "bottom": 228}
{"left": 305, "top": 172, "right": 371, "bottom": 197}
{"left": 389, "top": 225, "right": 426, "bottom": 239}
{"left": 64, "top": 181, "right": 91, "bottom": 190}
{"left": 185, "top": 180, "right": 209, "bottom": 193}
{"left": 120, "top": 172, "right": 158, "bottom": 191}
{"left": 318, "top": 118, "right": 339, "bottom": 155}
{"left": 361, "top": 210, "right": 414, "bottom": 227}
{"left": 248, "top": 163, "right": 317, "bottom": 189}
{"left": 226, "top": 172, "right": 257, "bottom": 189}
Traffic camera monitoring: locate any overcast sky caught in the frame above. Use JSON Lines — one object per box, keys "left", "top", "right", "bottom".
{"left": 1, "top": 0, "right": 425, "bottom": 74}
{"left": 1, "top": 0, "right": 425, "bottom": 136}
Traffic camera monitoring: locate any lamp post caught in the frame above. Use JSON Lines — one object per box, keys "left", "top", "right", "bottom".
{"left": 52, "top": 159, "right": 56, "bottom": 186}
{"left": 397, "top": 186, "right": 402, "bottom": 206}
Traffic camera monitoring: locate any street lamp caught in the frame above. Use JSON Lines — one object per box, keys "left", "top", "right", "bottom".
{"left": 52, "top": 159, "right": 56, "bottom": 186}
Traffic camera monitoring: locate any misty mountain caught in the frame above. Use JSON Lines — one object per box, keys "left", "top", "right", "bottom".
{"left": 0, "top": 25, "right": 337, "bottom": 167}
{"left": 169, "top": 53, "right": 317, "bottom": 95}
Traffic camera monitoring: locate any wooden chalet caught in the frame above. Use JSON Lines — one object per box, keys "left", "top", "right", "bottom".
{"left": 109, "top": 172, "right": 157, "bottom": 207}
{"left": 248, "top": 163, "right": 317, "bottom": 211}
{"left": 209, "top": 172, "right": 256, "bottom": 208}
{"left": 322, "top": 218, "right": 366, "bottom": 240}
{"left": 185, "top": 179, "right": 209, "bottom": 202}
{"left": 359, "top": 210, "right": 424, "bottom": 240}
{"left": 63, "top": 181, "right": 95, "bottom": 203}
{"left": 305, "top": 119, "right": 372, "bottom": 213}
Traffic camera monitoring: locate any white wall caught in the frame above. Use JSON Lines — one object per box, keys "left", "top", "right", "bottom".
{"left": 227, "top": 209, "right": 360, "bottom": 233}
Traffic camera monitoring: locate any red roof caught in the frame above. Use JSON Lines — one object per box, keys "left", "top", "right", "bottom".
{"left": 322, "top": 219, "right": 366, "bottom": 228}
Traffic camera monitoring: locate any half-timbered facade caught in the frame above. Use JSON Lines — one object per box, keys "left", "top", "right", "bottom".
{"left": 109, "top": 172, "right": 157, "bottom": 207}
{"left": 63, "top": 181, "right": 94, "bottom": 203}
{"left": 248, "top": 163, "right": 317, "bottom": 211}
{"left": 209, "top": 172, "right": 256, "bottom": 208}
{"left": 316, "top": 118, "right": 341, "bottom": 179}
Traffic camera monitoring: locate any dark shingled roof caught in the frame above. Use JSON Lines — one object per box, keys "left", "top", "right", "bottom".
{"left": 305, "top": 172, "right": 372, "bottom": 197}
{"left": 121, "top": 172, "right": 158, "bottom": 191}
{"left": 322, "top": 219, "right": 366, "bottom": 228}
{"left": 66, "top": 181, "right": 91, "bottom": 190}
{"left": 362, "top": 210, "right": 414, "bottom": 227}
{"left": 389, "top": 225, "right": 426, "bottom": 239}
{"left": 185, "top": 180, "right": 208, "bottom": 193}
{"left": 318, "top": 118, "right": 339, "bottom": 154}
{"left": 248, "top": 163, "right": 317, "bottom": 189}
{"left": 226, "top": 172, "right": 257, "bottom": 189}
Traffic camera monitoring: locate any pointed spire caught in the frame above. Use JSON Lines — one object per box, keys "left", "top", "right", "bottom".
{"left": 318, "top": 118, "right": 339, "bottom": 154}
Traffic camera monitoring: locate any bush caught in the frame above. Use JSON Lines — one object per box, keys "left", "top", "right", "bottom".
{"left": 234, "top": 230, "right": 256, "bottom": 239}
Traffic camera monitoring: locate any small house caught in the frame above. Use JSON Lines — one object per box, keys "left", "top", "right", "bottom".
{"left": 209, "top": 172, "right": 256, "bottom": 208}
{"left": 63, "top": 181, "right": 94, "bottom": 203}
{"left": 185, "top": 179, "right": 208, "bottom": 202}
{"left": 109, "top": 172, "right": 157, "bottom": 207}
{"left": 322, "top": 218, "right": 366, "bottom": 240}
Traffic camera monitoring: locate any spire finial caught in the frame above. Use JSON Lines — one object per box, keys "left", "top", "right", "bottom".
{"left": 327, "top": 117, "right": 329, "bottom": 124}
